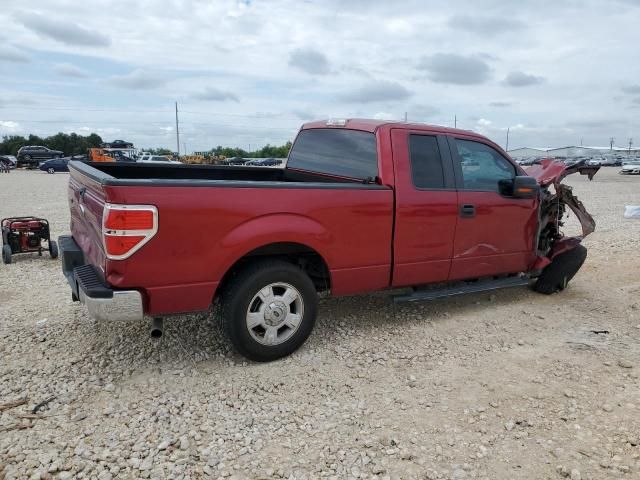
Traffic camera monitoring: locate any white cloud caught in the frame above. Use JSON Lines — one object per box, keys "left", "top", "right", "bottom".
{"left": 54, "top": 63, "right": 89, "bottom": 78}
{"left": 0, "top": 120, "right": 21, "bottom": 131}
{"left": 108, "top": 69, "right": 166, "bottom": 90}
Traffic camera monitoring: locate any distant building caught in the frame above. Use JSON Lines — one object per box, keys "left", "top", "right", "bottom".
{"left": 507, "top": 147, "right": 548, "bottom": 159}
{"left": 508, "top": 145, "right": 640, "bottom": 159}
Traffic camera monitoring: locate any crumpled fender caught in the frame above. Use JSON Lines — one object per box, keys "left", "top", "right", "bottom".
{"left": 531, "top": 237, "right": 583, "bottom": 271}
{"left": 525, "top": 158, "right": 600, "bottom": 187}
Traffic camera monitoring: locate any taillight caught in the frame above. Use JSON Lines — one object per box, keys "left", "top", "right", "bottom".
{"left": 102, "top": 204, "right": 158, "bottom": 260}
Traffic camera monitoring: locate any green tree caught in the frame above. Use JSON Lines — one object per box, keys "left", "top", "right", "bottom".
{"left": 0, "top": 132, "right": 103, "bottom": 156}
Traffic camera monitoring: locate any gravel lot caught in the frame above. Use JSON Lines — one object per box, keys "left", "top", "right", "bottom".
{"left": 1, "top": 168, "right": 639, "bottom": 480}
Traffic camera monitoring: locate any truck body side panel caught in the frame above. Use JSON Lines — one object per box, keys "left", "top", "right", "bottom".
{"left": 101, "top": 184, "right": 394, "bottom": 314}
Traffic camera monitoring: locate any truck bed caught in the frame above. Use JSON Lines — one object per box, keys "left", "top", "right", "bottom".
{"left": 75, "top": 161, "right": 368, "bottom": 186}
{"left": 66, "top": 160, "right": 394, "bottom": 316}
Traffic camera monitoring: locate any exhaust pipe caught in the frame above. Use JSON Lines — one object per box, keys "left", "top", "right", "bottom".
{"left": 151, "top": 317, "right": 164, "bottom": 338}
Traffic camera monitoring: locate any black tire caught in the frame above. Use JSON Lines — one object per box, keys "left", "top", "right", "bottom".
{"left": 534, "top": 244, "right": 587, "bottom": 294}
{"left": 49, "top": 240, "right": 58, "bottom": 259}
{"left": 2, "top": 245, "right": 11, "bottom": 265}
{"left": 24, "top": 155, "right": 32, "bottom": 162}
{"left": 219, "top": 259, "right": 318, "bottom": 362}
{"left": 47, "top": 168, "right": 55, "bottom": 174}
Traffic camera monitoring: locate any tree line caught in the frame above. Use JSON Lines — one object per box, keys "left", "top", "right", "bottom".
{"left": 205, "top": 142, "right": 292, "bottom": 158}
{"left": 0, "top": 132, "right": 292, "bottom": 158}
{"left": 0, "top": 133, "right": 103, "bottom": 156}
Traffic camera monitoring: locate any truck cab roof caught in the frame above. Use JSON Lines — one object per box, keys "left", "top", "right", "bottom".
{"left": 301, "top": 118, "right": 483, "bottom": 139}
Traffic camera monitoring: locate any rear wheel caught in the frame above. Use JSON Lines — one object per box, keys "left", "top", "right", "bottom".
{"left": 47, "top": 168, "right": 55, "bottom": 174}
{"left": 49, "top": 240, "right": 58, "bottom": 259}
{"left": 2, "top": 245, "right": 11, "bottom": 264}
{"left": 219, "top": 259, "right": 318, "bottom": 362}
{"left": 534, "top": 244, "right": 587, "bottom": 294}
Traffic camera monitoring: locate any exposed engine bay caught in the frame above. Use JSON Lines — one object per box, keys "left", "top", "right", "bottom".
{"left": 525, "top": 159, "right": 600, "bottom": 259}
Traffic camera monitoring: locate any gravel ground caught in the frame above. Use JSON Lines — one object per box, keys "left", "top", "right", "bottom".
{"left": 1, "top": 168, "right": 639, "bottom": 480}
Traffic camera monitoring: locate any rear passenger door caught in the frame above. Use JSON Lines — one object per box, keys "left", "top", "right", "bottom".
{"left": 391, "top": 128, "right": 458, "bottom": 287}
{"left": 448, "top": 136, "right": 538, "bottom": 280}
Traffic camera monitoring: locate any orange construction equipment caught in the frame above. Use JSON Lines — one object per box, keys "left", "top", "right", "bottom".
{"left": 88, "top": 147, "right": 137, "bottom": 162}
{"left": 88, "top": 148, "right": 114, "bottom": 162}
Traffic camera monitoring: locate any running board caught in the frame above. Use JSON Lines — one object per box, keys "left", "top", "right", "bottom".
{"left": 393, "top": 276, "right": 531, "bottom": 303}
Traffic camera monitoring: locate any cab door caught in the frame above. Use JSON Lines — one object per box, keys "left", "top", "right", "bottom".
{"left": 448, "top": 136, "right": 538, "bottom": 280}
{"left": 391, "top": 128, "right": 458, "bottom": 287}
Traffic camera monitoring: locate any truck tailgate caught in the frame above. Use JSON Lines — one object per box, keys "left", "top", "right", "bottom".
{"left": 68, "top": 168, "right": 108, "bottom": 274}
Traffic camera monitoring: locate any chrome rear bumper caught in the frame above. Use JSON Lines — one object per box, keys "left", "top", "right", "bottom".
{"left": 59, "top": 235, "right": 144, "bottom": 321}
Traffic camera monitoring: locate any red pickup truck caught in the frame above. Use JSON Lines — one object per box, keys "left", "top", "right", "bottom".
{"left": 59, "top": 119, "right": 598, "bottom": 361}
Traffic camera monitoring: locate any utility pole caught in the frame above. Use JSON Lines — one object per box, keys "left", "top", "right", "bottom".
{"left": 404, "top": 112, "right": 408, "bottom": 122}
{"left": 609, "top": 137, "right": 615, "bottom": 151}
{"left": 175, "top": 101, "right": 180, "bottom": 157}
{"left": 580, "top": 137, "right": 583, "bottom": 146}
{"left": 454, "top": 115, "right": 457, "bottom": 128}
{"left": 629, "top": 138, "right": 634, "bottom": 155}
{"left": 505, "top": 127, "right": 510, "bottom": 152}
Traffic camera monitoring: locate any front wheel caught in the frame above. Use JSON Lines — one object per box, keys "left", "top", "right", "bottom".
{"left": 534, "top": 244, "right": 587, "bottom": 294}
{"left": 219, "top": 259, "right": 318, "bottom": 362}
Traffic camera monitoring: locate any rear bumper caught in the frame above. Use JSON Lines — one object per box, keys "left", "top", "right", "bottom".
{"left": 59, "top": 235, "right": 144, "bottom": 321}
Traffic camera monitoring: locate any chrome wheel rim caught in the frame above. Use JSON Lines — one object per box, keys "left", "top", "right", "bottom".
{"left": 246, "top": 282, "right": 304, "bottom": 346}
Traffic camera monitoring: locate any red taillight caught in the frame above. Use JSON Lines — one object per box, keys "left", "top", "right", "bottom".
{"left": 104, "top": 209, "right": 154, "bottom": 230}
{"left": 102, "top": 204, "right": 157, "bottom": 260}
{"left": 104, "top": 235, "right": 147, "bottom": 256}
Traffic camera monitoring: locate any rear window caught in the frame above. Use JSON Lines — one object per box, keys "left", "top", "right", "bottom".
{"left": 287, "top": 129, "right": 378, "bottom": 179}
{"left": 409, "top": 134, "right": 445, "bottom": 189}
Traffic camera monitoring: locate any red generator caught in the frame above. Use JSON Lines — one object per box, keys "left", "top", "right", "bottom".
{"left": 2, "top": 217, "right": 58, "bottom": 264}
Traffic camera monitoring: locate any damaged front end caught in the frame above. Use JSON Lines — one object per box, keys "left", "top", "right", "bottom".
{"left": 525, "top": 159, "right": 600, "bottom": 270}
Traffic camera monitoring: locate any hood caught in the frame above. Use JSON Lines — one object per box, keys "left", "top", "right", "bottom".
{"left": 525, "top": 158, "right": 600, "bottom": 187}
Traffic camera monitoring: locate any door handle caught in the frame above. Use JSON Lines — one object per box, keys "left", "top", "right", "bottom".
{"left": 460, "top": 204, "right": 475, "bottom": 218}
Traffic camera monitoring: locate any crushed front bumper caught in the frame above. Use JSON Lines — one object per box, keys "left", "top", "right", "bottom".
{"left": 59, "top": 235, "right": 144, "bottom": 321}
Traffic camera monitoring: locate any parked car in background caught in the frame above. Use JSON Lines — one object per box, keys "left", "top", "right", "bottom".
{"left": 137, "top": 152, "right": 152, "bottom": 162}
{"left": 39, "top": 157, "right": 70, "bottom": 173}
{"left": 244, "top": 158, "right": 283, "bottom": 166}
{"left": 620, "top": 161, "right": 640, "bottom": 175}
{"left": 0, "top": 155, "right": 17, "bottom": 169}
{"left": 222, "top": 156, "right": 247, "bottom": 165}
{"left": 101, "top": 140, "right": 134, "bottom": 149}
{"left": 138, "top": 155, "right": 181, "bottom": 164}
{"left": 17, "top": 146, "right": 64, "bottom": 166}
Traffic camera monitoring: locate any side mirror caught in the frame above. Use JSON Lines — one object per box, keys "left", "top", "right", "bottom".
{"left": 499, "top": 176, "right": 539, "bottom": 199}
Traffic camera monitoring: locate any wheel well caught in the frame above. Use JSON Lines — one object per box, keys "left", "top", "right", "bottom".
{"left": 216, "top": 243, "right": 331, "bottom": 297}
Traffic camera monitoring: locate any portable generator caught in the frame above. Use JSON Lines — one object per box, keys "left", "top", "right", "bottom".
{"left": 1, "top": 217, "right": 58, "bottom": 264}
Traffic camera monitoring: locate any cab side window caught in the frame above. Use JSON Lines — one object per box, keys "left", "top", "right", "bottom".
{"left": 408, "top": 134, "right": 445, "bottom": 189}
{"left": 454, "top": 139, "right": 515, "bottom": 192}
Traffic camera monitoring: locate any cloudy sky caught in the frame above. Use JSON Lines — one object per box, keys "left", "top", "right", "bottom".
{"left": 1, "top": 0, "right": 639, "bottom": 152}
